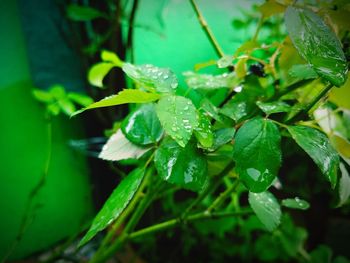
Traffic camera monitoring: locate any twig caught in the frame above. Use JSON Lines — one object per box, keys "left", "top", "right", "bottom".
{"left": 189, "top": 0, "right": 225, "bottom": 57}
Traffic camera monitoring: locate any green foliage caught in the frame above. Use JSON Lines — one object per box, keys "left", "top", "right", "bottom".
{"left": 39, "top": 0, "right": 350, "bottom": 262}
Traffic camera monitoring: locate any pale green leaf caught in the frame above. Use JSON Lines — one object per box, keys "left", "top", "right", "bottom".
{"left": 88, "top": 62, "right": 115, "bottom": 88}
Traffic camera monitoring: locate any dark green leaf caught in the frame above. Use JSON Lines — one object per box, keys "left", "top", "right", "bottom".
{"left": 122, "top": 63, "right": 178, "bottom": 93}
{"left": 156, "top": 95, "right": 198, "bottom": 147}
{"left": 79, "top": 168, "right": 145, "bottom": 246}
{"left": 287, "top": 125, "right": 339, "bottom": 188}
{"left": 121, "top": 104, "right": 163, "bottom": 145}
{"left": 248, "top": 191, "right": 282, "bottom": 231}
{"left": 72, "top": 89, "right": 160, "bottom": 116}
{"left": 256, "top": 101, "right": 292, "bottom": 115}
{"left": 288, "top": 64, "right": 318, "bottom": 80}
{"left": 281, "top": 197, "right": 310, "bottom": 210}
{"left": 285, "top": 6, "right": 348, "bottom": 87}
{"left": 154, "top": 137, "right": 208, "bottom": 191}
{"left": 66, "top": 4, "right": 105, "bottom": 21}
{"left": 233, "top": 117, "right": 282, "bottom": 192}
{"left": 194, "top": 111, "right": 214, "bottom": 148}
{"left": 310, "top": 245, "right": 333, "bottom": 263}
{"left": 209, "top": 127, "right": 236, "bottom": 151}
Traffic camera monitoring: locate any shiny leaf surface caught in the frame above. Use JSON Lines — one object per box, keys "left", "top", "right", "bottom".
{"left": 99, "top": 130, "right": 150, "bottom": 161}
{"left": 257, "top": 101, "right": 292, "bottom": 115}
{"left": 156, "top": 95, "right": 198, "bottom": 147}
{"left": 122, "top": 63, "right": 178, "bottom": 93}
{"left": 154, "top": 137, "right": 208, "bottom": 191}
{"left": 233, "top": 117, "right": 282, "bottom": 192}
{"left": 282, "top": 197, "right": 310, "bottom": 210}
{"left": 79, "top": 168, "right": 144, "bottom": 246}
{"left": 121, "top": 103, "right": 163, "bottom": 145}
{"left": 194, "top": 111, "right": 214, "bottom": 148}
{"left": 287, "top": 125, "right": 340, "bottom": 188}
{"left": 248, "top": 191, "right": 282, "bottom": 231}
{"left": 285, "top": 6, "right": 348, "bottom": 86}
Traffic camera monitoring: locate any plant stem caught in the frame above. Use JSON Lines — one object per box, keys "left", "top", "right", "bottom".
{"left": 270, "top": 79, "right": 313, "bottom": 101}
{"left": 128, "top": 209, "right": 253, "bottom": 240}
{"left": 126, "top": 0, "right": 139, "bottom": 63}
{"left": 287, "top": 83, "right": 333, "bottom": 123}
{"left": 181, "top": 161, "right": 235, "bottom": 218}
{"left": 206, "top": 179, "right": 240, "bottom": 213}
{"left": 189, "top": 0, "right": 225, "bottom": 57}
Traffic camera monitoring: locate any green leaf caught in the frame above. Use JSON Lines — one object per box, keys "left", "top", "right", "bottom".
{"left": 248, "top": 191, "right": 282, "bottom": 231}
{"left": 156, "top": 95, "right": 198, "bottom": 147}
{"left": 183, "top": 71, "right": 238, "bottom": 90}
{"left": 99, "top": 130, "right": 150, "bottom": 161}
{"left": 217, "top": 55, "right": 234, "bottom": 68}
{"left": 200, "top": 98, "right": 224, "bottom": 123}
{"left": 79, "top": 168, "right": 145, "bottom": 246}
{"left": 288, "top": 64, "right": 318, "bottom": 80}
{"left": 287, "top": 125, "right": 340, "bottom": 188}
{"left": 57, "top": 98, "right": 76, "bottom": 116}
{"left": 122, "top": 63, "right": 178, "bottom": 93}
{"left": 32, "top": 89, "right": 53, "bottom": 103}
{"left": 67, "top": 92, "right": 94, "bottom": 107}
{"left": 338, "top": 163, "right": 350, "bottom": 207}
{"left": 101, "top": 50, "right": 123, "bottom": 67}
{"left": 281, "top": 197, "right": 310, "bottom": 210}
{"left": 310, "top": 245, "right": 333, "bottom": 263}
{"left": 154, "top": 137, "right": 208, "bottom": 191}
{"left": 256, "top": 101, "right": 292, "bottom": 115}
{"left": 66, "top": 4, "right": 105, "bottom": 21}
{"left": 72, "top": 89, "right": 160, "bottom": 116}
{"left": 285, "top": 6, "right": 348, "bottom": 87}
{"left": 194, "top": 111, "right": 214, "bottom": 148}
{"left": 209, "top": 127, "right": 236, "bottom": 151}
{"left": 259, "top": 0, "right": 286, "bottom": 18}
{"left": 88, "top": 62, "right": 115, "bottom": 88}
{"left": 50, "top": 85, "right": 66, "bottom": 99}
{"left": 233, "top": 117, "right": 282, "bottom": 192}
{"left": 121, "top": 103, "right": 163, "bottom": 145}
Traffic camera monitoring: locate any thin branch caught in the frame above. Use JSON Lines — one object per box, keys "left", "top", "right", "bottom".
{"left": 189, "top": 0, "right": 225, "bottom": 57}
{"left": 128, "top": 209, "right": 253, "bottom": 240}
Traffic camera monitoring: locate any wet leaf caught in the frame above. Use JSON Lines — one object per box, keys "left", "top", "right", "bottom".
{"left": 338, "top": 163, "right": 350, "bottom": 207}
{"left": 121, "top": 104, "right": 163, "bottom": 145}
{"left": 154, "top": 137, "right": 208, "bottom": 191}
{"left": 67, "top": 4, "right": 105, "bottom": 21}
{"left": 122, "top": 63, "right": 178, "bottom": 93}
{"left": 233, "top": 117, "right": 282, "bottom": 192}
{"left": 282, "top": 197, "right": 310, "bottom": 210}
{"left": 288, "top": 64, "right": 318, "bottom": 80}
{"left": 287, "top": 125, "right": 340, "bottom": 188}
{"left": 217, "top": 55, "right": 234, "bottom": 68}
{"left": 248, "top": 191, "right": 282, "bottom": 231}
{"left": 194, "top": 111, "right": 214, "bottom": 148}
{"left": 72, "top": 89, "right": 160, "bottom": 116}
{"left": 183, "top": 71, "right": 238, "bottom": 90}
{"left": 285, "top": 6, "right": 348, "bottom": 86}
{"left": 156, "top": 95, "right": 198, "bottom": 147}
{"left": 99, "top": 130, "right": 150, "bottom": 161}
{"left": 209, "top": 127, "right": 236, "bottom": 151}
{"left": 79, "top": 168, "right": 144, "bottom": 246}
{"left": 257, "top": 101, "right": 292, "bottom": 115}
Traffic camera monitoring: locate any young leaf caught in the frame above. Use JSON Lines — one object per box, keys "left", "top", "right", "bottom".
{"left": 72, "top": 89, "right": 160, "bottom": 116}
{"left": 248, "top": 191, "right": 282, "bottom": 232}
{"left": 281, "top": 197, "right": 310, "bottom": 210}
{"left": 154, "top": 137, "right": 208, "bottom": 192}
{"left": 194, "top": 111, "right": 214, "bottom": 148}
{"left": 288, "top": 64, "right": 318, "bottom": 80}
{"left": 256, "top": 101, "right": 292, "bottom": 115}
{"left": 79, "top": 168, "right": 145, "bottom": 246}
{"left": 122, "top": 63, "right": 178, "bottom": 93}
{"left": 233, "top": 117, "right": 282, "bottom": 193}
{"left": 287, "top": 125, "right": 340, "bottom": 188}
{"left": 67, "top": 92, "right": 94, "bottom": 107}
{"left": 88, "top": 62, "right": 115, "bottom": 88}
{"left": 32, "top": 89, "right": 53, "bottom": 103}
{"left": 99, "top": 130, "right": 150, "bottom": 161}
{"left": 121, "top": 103, "right": 163, "bottom": 145}
{"left": 338, "top": 163, "right": 350, "bottom": 207}
{"left": 285, "top": 6, "right": 348, "bottom": 87}
{"left": 156, "top": 95, "right": 198, "bottom": 147}
{"left": 66, "top": 4, "right": 106, "bottom": 21}
{"left": 258, "top": 0, "right": 286, "bottom": 18}
{"left": 101, "top": 50, "right": 123, "bottom": 67}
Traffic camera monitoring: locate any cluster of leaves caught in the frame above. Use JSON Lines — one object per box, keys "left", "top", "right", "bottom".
{"left": 33, "top": 0, "right": 350, "bottom": 262}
